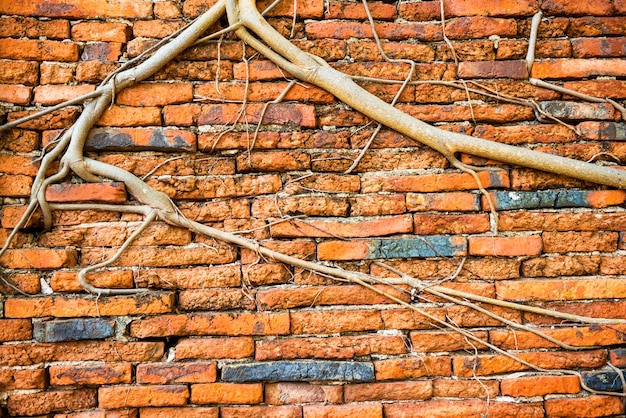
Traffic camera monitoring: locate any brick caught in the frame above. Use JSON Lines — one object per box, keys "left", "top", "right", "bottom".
{"left": 40, "top": 62, "right": 75, "bottom": 84}
{"left": 0, "top": 84, "right": 31, "bottom": 104}
{"left": 582, "top": 370, "right": 625, "bottom": 392}
{"left": 487, "top": 190, "right": 626, "bottom": 210}
{"left": 349, "top": 42, "right": 434, "bottom": 63}
{"left": 532, "top": 59, "right": 626, "bottom": 79}
{"left": 445, "top": 17, "right": 517, "bottom": 40}
{"left": 137, "top": 362, "right": 216, "bottom": 384}
{"left": 413, "top": 213, "right": 490, "bottom": 235}
{"left": 255, "top": 334, "right": 407, "bottom": 360}
{"left": 399, "top": 1, "right": 441, "bottom": 20}
{"left": 0, "top": 319, "right": 32, "bottom": 342}
{"left": 130, "top": 312, "right": 290, "bottom": 338}
{"left": 379, "top": 307, "right": 446, "bottom": 331}
{"left": 252, "top": 196, "right": 348, "bottom": 218}
{"left": 55, "top": 411, "right": 139, "bottom": 418}
{"left": 304, "top": 404, "right": 382, "bottom": 418}
{"left": 240, "top": 263, "right": 290, "bottom": 287}
{"left": 8, "top": 389, "right": 97, "bottom": 416}
{"left": 1, "top": 0, "right": 152, "bottom": 18}
{"left": 539, "top": 101, "right": 616, "bottom": 121}
{"left": 436, "top": 40, "right": 496, "bottom": 62}
{"left": 344, "top": 381, "right": 432, "bottom": 402}
{"left": 5, "top": 293, "right": 174, "bottom": 318}
{"left": 115, "top": 82, "right": 192, "bottom": 106}
{"left": 346, "top": 194, "right": 405, "bottom": 216}
{"left": 409, "top": 330, "right": 489, "bottom": 352}
{"left": 99, "top": 385, "right": 189, "bottom": 408}
{"left": 265, "top": 383, "right": 342, "bottom": 405}
{"left": 99, "top": 154, "right": 234, "bottom": 177}
{"left": 491, "top": 324, "right": 626, "bottom": 350}
{"left": 306, "top": 21, "right": 442, "bottom": 42}
{"left": 0, "top": 60, "right": 39, "bottom": 85}
{"left": 446, "top": 0, "right": 539, "bottom": 16}
{"left": 76, "top": 61, "right": 119, "bottom": 82}
{"left": 448, "top": 304, "right": 521, "bottom": 327}
{"left": 175, "top": 337, "right": 254, "bottom": 360}
{"left": 178, "top": 289, "right": 256, "bottom": 311}
{"left": 0, "top": 368, "right": 46, "bottom": 390}
{"left": 44, "top": 182, "right": 126, "bottom": 203}
{"left": 80, "top": 42, "right": 122, "bottom": 61}
{"left": 0, "top": 248, "right": 77, "bottom": 269}
{"left": 154, "top": 1, "right": 181, "bottom": 18}
{"left": 468, "top": 235, "right": 542, "bottom": 257}
{"left": 8, "top": 107, "right": 79, "bottom": 130}
{"left": 237, "top": 151, "right": 310, "bottom": 172}
{"left": 407, "top": 192, "right": 479, "bottom": 212}
{"left": 374, "top": 357, "right": 452, "bottom": 380}
{"left": 0, "top": 174, "right": 32, "bottom": 197}
{"left": 384, "top": 400, "right": 544, "bottom": 418}
{"left": 312, "top": 149, "right": 446, "bottom": 172}
{"left": 327, "top": 1, "right": 396, "bottom": 20}
{"left": 0, "top": 341, "right": 163, "bottom": 366}
{"left": 0, "top": 16, "right": 69, "bottom": 38}
{"left": 542, "top": 0, "right": 615, "bottom": 15}
{"left": 34, "top": 318, "right": 114, "bottom": 342}
{"left": 611, "top": 349, "right": 626, "bottom": 367}
{"left": 221, "top": 406, "right": 302, "bottom": 418}
{"left": 362, "top": 171, "right": 509, "bottom": 193}
{"left": 271, "top": 215, "right": 412, "bottom": 239}
{"left": 544, "top": 395, "right": 624, "bottom": 417}
{"left": 50, "top": 363, "right": 133, "bottom": 386}
{"left": 0, "top": 272, "right": 40, "bottom": 294}
{"left": 497, "top": 278, "right": 626, "bottom": 301}
{"left": 290, "top": 309, "right": 381, "bottom": 335}
{"left": 568, "top": 17, "right": 626, "bottom": 37}
{"left": 568, "top": 80, "right": 626, "bottom": 100}
{"left": 500, "top": 211, "right": 626, "bottom": 231}
{"left": 71, "top": 21, "right": 131, "bottom": 42}
{"left": 543, "top": 231, "right": 618, "bottom": 253}
{"left": 458, "top": 60, "right": 528, "bottom": 79}
{"left": 284, "top": 174, "right": 361, "bottom": 194}
{"left": 196, "top": 81, "right": 333, "bottom": 104}
{"left": 241, "top": 240, "right": 316, "bottom": 264}
{"left": 154, "top": 61, "right": 232, "bottom": 82}
{"left": 432, "top": 379, "right": 499, "bottom": 399}
{"left": 257, "top": 0, "right": 324, "bottom": 18}
{"left": 572, "top": 37, "right": 626, "bottom": 58}
{"left": 140, "top": 407, "right": 217, "bottom": 418}
{"left": 222, "top": 360, "right": 374, "bottom": 382}
{"left": 95, "top": 105, "right": 162, "bottom": 127}
{"left": 86, "top": 127, "right": 196, "bottom": 152}
{"left": 197, "top": 103, "right": 316, "bottom": 128}
{"left": 0, "top": 38, "right": 78, "bottom": 61}
{"left": 523, "top": 255, "right": 600, "bottom": 277}
{"left": 190, "top": 383, "right": 263, "bottom": 404}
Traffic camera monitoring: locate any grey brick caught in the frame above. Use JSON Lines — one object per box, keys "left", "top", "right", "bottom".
{"left": 582, "top": 369, "right": 626, "bottom": 392}
{"left": 222, "top": 361, "right": 374, "bottom": 382}
{"left": 34, "top": 318, "right": 115, "bottom": 342}
{"left": 369, "top": 236, "right": 466, "bottom": 259}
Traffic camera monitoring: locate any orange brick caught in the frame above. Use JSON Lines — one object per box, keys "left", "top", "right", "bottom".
{"left": 565, "top": 80, "right": 626, "bottom": 100}
{"left": 380, "top": 308, "right": 448, "bottom": 330}
{"left": 385, "top": 400, "right": 544, "bottom": 418}
{"left": 221, "top": 405, "right": 302, "bottom": 418}
{"left": 374, "top": 357, "right": 452, "bottom": 380}
{"left": 532, "top": 58, "right": 626, "bottom": 79}
{"left": 0, "top": 174, "right": 32, "bottom": 197}
{"left": 432, "top": 379, "right": 499, "bottom": 399}
{"left": 407, "top": 192, "right": 480, "bottom": 212}
{"left": 344, "top": 381, "right": 432, "bottom": 402}
{"left": 136, "top": 362, "right": 216, "bottom": 384}
{"left": 81, "top": 245, "right": 236, "bottom": 268}
{"left": 0, "top": 60, "right": 39, "bottom": 85}
{"left": 544, "top": 395, "right": 624, "bottom": 417}
{"left": 491, "top": 325, "right": 626, "bottom": 350}
{"left": 147, "top": 174, "right": 281, "bottom": 200}
{"left": 362, "top": 171, "right": 509, "bottom": 193}
{"left": 445, "top": 17, "right": 517, "bottom": 39}
{"left": 542, "top": 0, "right": 614, "bottom": 15}
{"left": 40, "top": 62, "right": 75, "bottom": 84}
{"left": 0, "top": 319, "right": 32, "bottom": 342}
{"left": 0, "top": 154, "right": 40, "bottom": 176}
{"left": 444, "top": 0, "right": 539, "bottom": 16}
{"left": 303, "top": 404, "right": 383, "bottom": 418}
{"left": 197, "top": 103, "right": 316, "bottom": 128}
{"left": 135, "top": 265, "right": 242, "bottom": 289}
{"left": 409, "top": 330, "right": 489, "bottom": 353}
{"left": 96, "top": 105, "right": 162, "bottom": 127}
{"left": 501, "top": 375, "right": 580, "bottom": 397}
{"left": 265, "top": 383, "right": 343, "bottom": 405}
{"left": 45, "top": 182, "right": 127, "bottom": 203}
{"left": 271, "top": 215, "right": 412, "bottom": 238}
{"left": 71, "top": 21, "right": 131, "bottom": 42}
{"left": 116, "top": 82, "right": 193, "bottom": 106}
{"left": 522, "top": 255, "right": 600, "bottom": 277}
{"left": 414, "top": 214, "right": 490, "bottom": 235}
{"left": 7, "top": 107, "right": 79, "bottom": 130}
{"left": 237, "top": 151, "right": 311, "bottom": 172}
{"left": 140, "top": 407, "right": 217, "bottom": 418}
{"left": 0, "top": 248, "right": 77, "bottom": 269}
{"left": 178, "top": 288, "right": 256, "bottom": 311}
{"left": 4, "top": 293, "right": 174, "bottom": 318}
{"left": 0, "top": 16, "right": 69, "bottom": 38}
{"left": 0, "top": 38, "right": 78, "bottom": 61}
{"left": 175, "top": 337, "right": 255, "bottom": 360}
{"left": 499, "top": 211, "right": 626, "bottom": 231}
{"left": 496, "top": 278, "right": 626, "bottom": 301}
{"left": 0, "top": 368, "right": 46, "bottom": 390}
{"left": 0, "top": 0, "right": 153, "bottom": 18}
{"left": 50, "top": 363, "right": 133, "bottom": 386}
{"left": 291, "top": 309, "right": 382, "bottom": 335}
{"left": 542, "top": 231, "right": 618, "bottom": 253}
{"left": 0, "top": 84, "right": 31, "bottom": 104}
{"left": 190, "top": 383, "right": 263, "bottom": 405}
{"left": 0, "top": 272, "right": 40, "bottom": 294}
{"left": 33, "top": 84, "right": 96, "bottom": 106}
{"left": 76, "top": 61, "right": 120, "bottom": 83}
{"left": 130, "top": 312, "right": 290, "bottom": 338}
{"left": 99, "top": 385, "right": 189, "bottom": 408}
{"left": 8, "top": 389, "right": 97, "bottom": 416}
{"left": 469, "top": 235, "right": 542, "bottom": 256}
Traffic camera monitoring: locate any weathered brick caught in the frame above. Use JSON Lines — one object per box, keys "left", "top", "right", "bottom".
{"left": 542, "top": 0, "right": 615, "bottom": 15}
{"left": 0, "top": 368, "right": 46, "bottom": 390}
{"left": 523, "top": 255, "right": 600, "bottom": 277}
{"left": 0, "top": 318, "right": 32, "bottom": 342}
{"left": 237, "top": 151, "right": 310, "bottom": 172}
{"left": 71, "top": 21, "right": 131, "bottom": 42}
{"left": 97, "top": 105, "right": 162, "bottom": 127}
{"left": 445, "top": 17, "right": 517, "bottom": 40}
{"left": 271, "top": 215, "right": 412, "bottom": 239}
{"left": 458, "top": 60, "right": 528, "bottom": 79}
{"left": 499, "top": 211, "right": 626, "bottom": 231}
{"left": 5, "top": 293, "right": 174, "bottom": 318}
{"left": 432, "top": 379, "right": 499, "bottom": 399}
{"left": 76, "top": 60, "right": 119, "bottom": 82}
{"left": 362, "top": 171, "right": 509, "bottom": 193}
{"left": 0, "top": 248, "right": 77, "bottom": 269}
{"left": 544, "top": 395, "right": 624, "bottom": 417}
{"left": 139, "top": 407, "right": 216, "bottom": 418}
{"left": 176, "top": 337, "right": 254, "bottom": 360}
{"left": 567, "top": 81, "right": 626, "bottom": 100}
{"left": 500, "top": 375, "right": 579, "bottom": 397}
{"left": 50, "top": 363, "right": 133, "bottom": 386}
{"left": 130, "top": 312, "right": 290, "bottom": 338}
{"left": 197, "top": 103, "right": 316, "bottom": 128}
{"left": 384, "top": 400, "right": 544, "bottom": 418}
{"left": 304, "top": 404, "right": 382, "bottom": 418}
{"left": 413, "top": 213, "right": 490, "bottom": 235}
{"left": 0, "top": 0, "right": 152, "bottom": 18}
{"left": 374, "top": 357, "right": 452, "bottom": 380}
{"left": 87, "top": 128, "right": 196, "bottom": 152}
{"left": 572, "top": 37, "right": 626, "bottom": 58}
{"left": 0, "top": 16, "right": 69, "bottom": 38}
{"left": 40, "top": 62, "right": 75, "bottom": 84}
{"left": 221, "top": 405, "right": 302, "bottom": 418}
{"left": 290, "top": 309, "right": 382, "bottom": 335}
{"left": 532, "top": 59, "right": 626, "bottom": 79}
{"left": 491, "top": 324, "right": 626, "bottom": 350}
{"left": 223, "top": 361, "right": 374, "bottom": 382}
{"left": 0, "top": 60, "right": 39, "bottom": 85}
{"left": 190, "top": 383, "right": 263, "bottom": 404}
{"left": 115, "top": 82, "right": 192, "bottom": 106}
{"left": 0, "top": 38, "right": 78, "bottom": 61}
{"left": 0, "top": 84, "right": 31, "bottom": 104}
{"left": 99, "top": 385, "right": 189, "bottom": 408}
{"left": 409, "top": 330, "right": 488, "bottom": 353}
{"left": 539, "top": 101, "right": 616, "bottom": 121}
{"left": 34, "top": 318, "right": 114, "bottom": 342}
{"left": 497, "top": 278, "right": 626, "bottom": 301}
{"left": 344, "top": 381, "right": 432, "bottom": 402}
{"left": 306, "top": 21, "right": 442, "bottom": 42}
{"left": 178, "top": 288, "right": 256, "bottom": 311}
{"left": 581, "top": 370, "right": 626, "bottom": 392}
{"left": 82, "top": 245, "right": 235, "bottom": 268}
{"left": 45, "top": 182, "right": 127, "bottom": 203}
{"left": 542, "top": 231, "right": 618, "bottom": 253}
{"left": 468, "top": 235, "right": 542, "bottom": 257}
{"left": 487, "top": 190, "right": 626, "bottom": 211}
{"left": 0, "top": 174, "right": 32, "bottom": 197}
{"left": 137, "top": 362, "right": 216, "bottom": 384}
{"left": 265, "top": 382, "right": 343, "bottom": 405}
{"left": 406, "top": 192, "right": 480, "bottom": 212}
{"left": 8, "top": 391, "right": 95, "bottom": 416}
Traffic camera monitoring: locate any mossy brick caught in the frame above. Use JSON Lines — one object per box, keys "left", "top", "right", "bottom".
{"left": 34, "top": 318, "right": 115, "bottom": 342}
{"left": 581, "top": 369, "right": 626, "bottom": 392}
{"left": 221, "top": 360, "right": 374, "bottom": 382}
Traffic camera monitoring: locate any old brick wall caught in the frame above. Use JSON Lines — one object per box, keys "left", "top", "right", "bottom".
{"left": 1, "top": 0, "right": 626, "bottom": 416}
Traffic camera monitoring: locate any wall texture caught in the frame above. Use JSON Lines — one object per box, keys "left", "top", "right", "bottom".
{"left": 1, "top": 0, "right": 626, "bottom": 416}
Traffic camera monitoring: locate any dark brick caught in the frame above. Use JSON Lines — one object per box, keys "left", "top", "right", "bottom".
{"left": 222, "top": 361, "right": 374, "bottom": 382}
{"left": 577, "top": 122, "right": 626, "bottom": 140}
{"left": 34, "top": 318, "right": 115, "bottom": 342}
{"left": 582, "top": 369, "right": 626, "bottom": 392}
{"left": 86, "top": 128, "right": 196, "bottom": 152}
{"left": 539, "top": 101, "right": 616, "bottom": 121}
{"left": 489, "top": 190, "right": 591, "bottom": 210}
{"left": 370, "top": 236, "right": 466, "bottom": 259}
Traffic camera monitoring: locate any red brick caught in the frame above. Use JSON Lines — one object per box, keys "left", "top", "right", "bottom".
{"left": 448, "top": 304, "right": 521, "bottom": 327}
{"left": 0, "top": 84, "right": 31, "bottom": 105}
{"left": 82, "top": 245, "right": 235, "bottom": 268}
{"left": 414, "top": 213, "right": 490, "bottom": 235}
{"left": 45, "top": 182, "right": 126, "bottom": 203}
{"left": 0, "top": 60, "right": 39, "bottom": 85}
{"left": 532, "top": 59, "right": 626, "bottom": 79}
{"left": 567, "top": 17, "right": 626, "bottom": 37}
{"left": 95, "top": 105, "right": 162, "bottom": 127}
{"left": 0, "top": 38, "right": 78, "bottom": 61}
{"left": 492, "top": 324, "right": 626, "bottom": 350}
{"left": 385, "top": 400, "right": 544, "bottom": 418}
{"left": 175, "top": 337, "right": 254, "bottom": 360}
{"left": 178, "top": 288, "right": 256, "bottom": 311}
{"left": 458, "top": 60, "right": 528, "bottom": 79}
{"left": 270, "top": 215, "right": 412, "bottom": 239}
{"left": 0, "top": 368, "right": 46, "bottom": 390}
{"left": 221, "top": 405, "right": 302, "bottom": 418}
{"left": 130, "top": 312, "right": 290, "bottom": 338}
{"left": 71, "top": 21, "right": 131, "bottom": 42}
{"left": 544, "top": 395, "right": 624, "bottom": 417}
{"left": 497, "top": 278, "right": 626, "bottom": 301}
{"left": 610, "top": 349, "right": 626, "bottom": 367}
{"left": 453, "top": 350, "right": 606, "bottom": 377}
{"left": 284, "top": 174, "right": 360, "bottom": 194}
{"left": 542, "top": 0, "right": 615, "bottom": 15}
{"left": 8, "top": 389, "right": 97, "bottom": 416}
{"left": 116, "top": 83, "right": 193, "bottom": 106}
{"left": 0, "top": 319, "right": 32, "bottom": 342}
{"left": 522, "top": 255, "right": 600, "bottom": 277}
{"left": 445, "top": 0, "right": 539, "bottom": 17}
{"left": 5, "top": 293, "right": 174, "bottom": 318}
{"left": 469, "top": 236, "right": 542, "bottom": 257}
{"left": 137, "top": 362, "right": 216, "bottom": 384}
{"left": 265, "top": 383, "right": 343, "bottom": 405}
{"left": 291, "top": 309, "right": 382, "bottom": 334}
{"left": 445, "top": 17, "right": 517, "bottom": 40}
{"left": 374, "top": 357, "right": 452, "bottom": 380}
{"left": 409, "top": 330, "right": 488, "bottom": 353}
{"left": 50, "top": 363, "right": 133, "bottom": 386}
{"left": 197, "top": 103, "right": 316, "bottom": 129}
{"left": 0, "top": 341, "right": 163, "bottom": 366}
{"left": 190, "top": 383, "right": 263, "bottom": 405}
{"left": 501, "top": 375, "right": 580, "bottom": 397}
{"left": 306, "top": 21, "right": 442, "bottom": 42}
{"left": 327, "top": 1, "right": 397, "bottom": 20}
{"left": 252, "top": 196, "right": 348, "bottom": 218}
{"left": 432, "top": 379, "right": 499, "bottom": 399}
{"left": 0, "top": 0, "right": 153, "bottom": 18}
{"left": 196, "top": 81, "right": 333, "bottom": 104}
{"left": 344, "top": 381, "right": 432, "bottom": 402}
{"left": 572, "top": 37, "right": 626, "bottom": 58}
{"left": 303, "top": 404, "right": 383, "bottom": 418}
{"left": 0, "top": 248, "right": 77, "bottom": 269}
{"left": 99, "top": 385, "right": 189, "bottom": 408}
{"left": 140, "top": 407, "right": 217, "bottom": 418}
{"left": 399, "top": 1, "right": 441, "bottom": 21}
{"left": 543, "top": 231, "right": 618, "bottom": 253}
{"left": 567, "top": 80, "right": 626, "bottom": 99}
{"left": 362, "top": 171, "right": 509, "bottom": 193}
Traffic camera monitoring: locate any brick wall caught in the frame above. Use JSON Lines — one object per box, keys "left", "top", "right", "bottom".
{"left": 1, "top": 0, "right": 626, "bottom": 416}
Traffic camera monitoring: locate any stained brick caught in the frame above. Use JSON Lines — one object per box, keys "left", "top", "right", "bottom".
{"left": 539, "top": 101, "right": 616, "bottom": 121}
{"left": 582, "top": 370, "right": 626, "bottom": 392}
{"left": 0, "top": 368, "right": 46, "bottom": 390}
{"left": 137, "top": 362, "right": 217, "bottom": 384}
{"left": 222, "top": 361, "right": 375, "bottom": 382}
{"left": 50, "top": 363, "right": 133, "bottom": 386}
{"left": 265, "top": 382, "right": 343, "bottom": 405}
{"left": 458, "top": 60, "right": 528, "bottom": 79}
{"left": 45, "top": 182, "right": 127, "bottom": 203}
{"left": 86, "top": 128, "right": 196, "bottom": 152}
{"left": 34, "top": 318, "right": 114, "bottom": 342}
{"left": 532, "top": 59, "right": 626, "bottom": 79}
{"left": 0, "top": 39, "right": 79, "bottom": 61}
{"left": 271, "top": 215, "right": 412, "bottom": 238}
